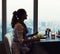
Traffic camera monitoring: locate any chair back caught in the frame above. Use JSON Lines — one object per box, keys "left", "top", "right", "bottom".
{"left": 4, "top": 33, "right": 13, "bottom": 54}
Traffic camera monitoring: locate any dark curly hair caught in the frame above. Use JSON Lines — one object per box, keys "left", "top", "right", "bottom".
{"left": 11, "top": 9, "right": 26, "bottom": 28}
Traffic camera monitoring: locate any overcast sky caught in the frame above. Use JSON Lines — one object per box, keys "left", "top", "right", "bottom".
{"left": 7, "top": 0, "right": 60, "bottom": 22}
{"left": 38, "top": 0, "right": 60, "bottom": 22}
{"left": 1, "top": 0, "right": 60, "bottom": 23}
{"left": 7, "top": 0, "right": 33, "bottom": 24}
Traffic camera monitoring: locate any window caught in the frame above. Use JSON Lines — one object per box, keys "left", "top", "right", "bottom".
{"left": 38, "top": 0, "right": 60, "bottom": 34}
{"left": 7, "top": 0, "right": 33, "bottom": 34}
{"left": 0, "top": 0, "right": 2, "bottom": 41}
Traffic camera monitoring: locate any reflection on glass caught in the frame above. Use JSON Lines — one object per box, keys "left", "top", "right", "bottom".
{"left": 7, "top": 0, "right": 33, "bottom": 34}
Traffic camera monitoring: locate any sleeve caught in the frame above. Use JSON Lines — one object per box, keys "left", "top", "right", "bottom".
{"left": 14, "top": 23, "right": 24, "bottom": 41}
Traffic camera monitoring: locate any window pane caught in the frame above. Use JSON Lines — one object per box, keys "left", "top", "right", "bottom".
{"left": 0, "top": 0, "right": 2, "bottom": 41}
{"left": 7, "top": 0, "right": 33, "bottom": 34}
{"left": 38, "top": 0, "right": 60, "bottom": 35}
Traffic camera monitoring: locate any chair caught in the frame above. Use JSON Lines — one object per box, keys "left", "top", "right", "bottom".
{"left": 4, "top": 33, "right": 13, "bottom": 54}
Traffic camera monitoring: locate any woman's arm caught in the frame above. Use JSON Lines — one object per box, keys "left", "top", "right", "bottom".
{"left": 27, "top": 31, "right": 38, "bottom": 37}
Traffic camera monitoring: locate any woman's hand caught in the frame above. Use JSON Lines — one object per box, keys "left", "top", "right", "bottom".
{"left": 18, "top": 38, "right": 24, "bottom": 42}
{"left": 21, "top": 39, "right": 24, "bottom": 42}
{"left": 27, "top": 31, "right": 38, "bottom": 37}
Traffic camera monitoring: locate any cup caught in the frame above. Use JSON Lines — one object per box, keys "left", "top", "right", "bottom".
{"left": 51, "top": 33, "right": 55, "bottom": 39}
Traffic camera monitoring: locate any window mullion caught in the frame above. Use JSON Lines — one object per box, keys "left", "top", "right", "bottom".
{"left": 2, "top": 0, "right": 6, "bottom": 42}
{"left": 33, "top": 0, "right": 38, "bottom": 32}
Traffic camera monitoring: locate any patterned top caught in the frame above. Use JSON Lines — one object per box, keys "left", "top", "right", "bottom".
{"left": 13, "top": 22, "right": 28, "bottom": 43}
{"left": 11, "top": 22, "right": 30, "bottom": 54}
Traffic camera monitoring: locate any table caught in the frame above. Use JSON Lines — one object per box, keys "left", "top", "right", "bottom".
{"left": 38, "top": 36, "right": 60, "bottom": 54}
{"left": 24, "top": 36, "right": 60, "bottom": 54}
{"left": 24, "top": 35, "right": 60, "bottom": 43}
{"left": 40, "top": 36, "right": 60, "bottom": 42}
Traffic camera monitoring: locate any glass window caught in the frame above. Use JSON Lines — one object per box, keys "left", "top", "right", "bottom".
{"left": 38, "top": 0, "right": 60, "bottom": 35}
{"left": 0, "top": 0, "right": 2, "bottom": 41}
{"left": 7, "top": 0, "right": 33, "bottom": 34}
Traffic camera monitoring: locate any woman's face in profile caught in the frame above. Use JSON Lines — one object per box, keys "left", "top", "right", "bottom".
{"left": 22, "top": 14, "right": 27, "bottom": 20}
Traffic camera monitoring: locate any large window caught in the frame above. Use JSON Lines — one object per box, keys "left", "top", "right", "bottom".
{"left": 7, "top": 0, "right": 33, "bottom": 34}
{"left": 0, "top": 0, "right": 2, "bottom": 41}
{"left": 38, "top": 0, "right": 60, "bottom": 34}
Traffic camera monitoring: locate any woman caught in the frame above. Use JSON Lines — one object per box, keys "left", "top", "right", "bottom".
{"left": 11, "top": 9, "right": 38, "bottom": 54}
